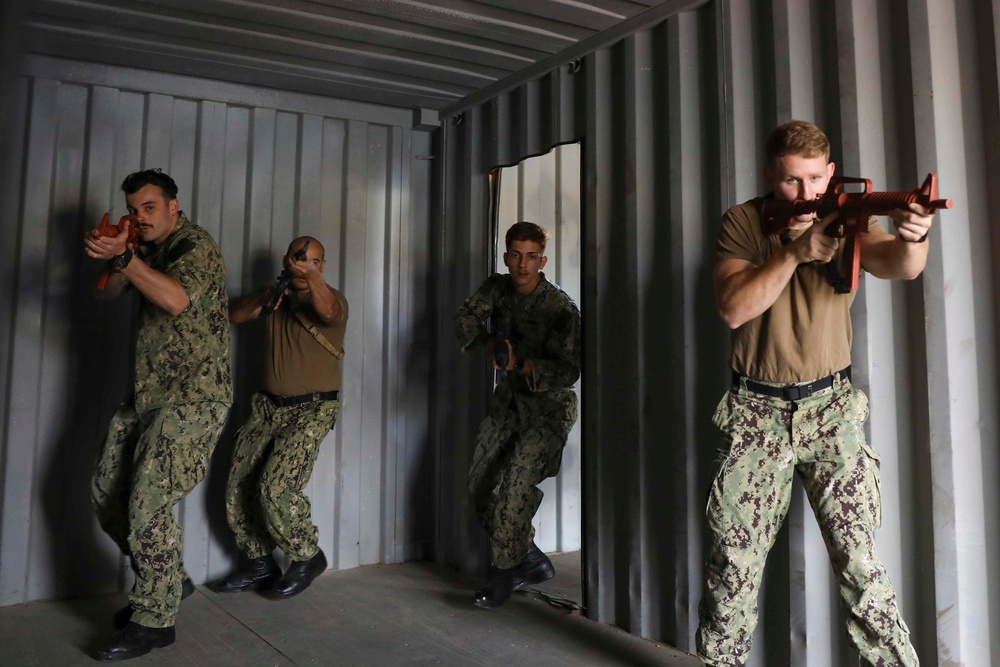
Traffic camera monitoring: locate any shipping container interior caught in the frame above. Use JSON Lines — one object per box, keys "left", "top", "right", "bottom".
{"left": 0, "top": 1, "right": 997, "bottom": 665}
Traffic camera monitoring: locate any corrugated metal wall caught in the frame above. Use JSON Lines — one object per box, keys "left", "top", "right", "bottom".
{"left": 0, "top": 55, "right": 435, "bottom": 605}
{"left": 434, "top": 0, "right": 1000, "bottom": 664}
{"left": 1, "top": 0, "right": 997, "bottom": 663}
{"left": 493, "top": 144, "right": 583, "bottom": 555}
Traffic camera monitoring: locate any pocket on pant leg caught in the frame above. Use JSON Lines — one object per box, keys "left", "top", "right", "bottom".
{"left": 711, "top": 392, "right": 734, "bottom": 431}
{"left": 704, "top": 393, "right": 791, "bottom": 550}
{"left": 542, "top": 427, "right": 572, "bottom": 479}
{"left": 156, "top": 404, "right": 225, "bottom": 495}
{"left": 93, "top": 404, "right": 144, "bottom": 502}
{"left": 705, "top": 393, "right": 736, "bottom": 521}
{"left": 858, "top": 442, "right": 882, "bottom": 529}
{"left": 844, "top": 383, "right": 870, "bottom": 423}
{"left": 705, "top": 426, "right": 751, "bottom": 546}
{"left": 833, "top": 385, "right": 880, "bottom": 528}
{"left": 291, "top": 433, "right": 323, "bottom": 491}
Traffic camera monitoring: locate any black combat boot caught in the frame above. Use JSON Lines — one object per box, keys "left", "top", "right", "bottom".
{"left": 96, "top": 621, "right": 175, "bottom": 661}
{"left": 209, "top": 554, "right": 281, "bottom": 593}
{"left": 472, "top": 567, "right": 515, "bottom": 609}
{"left": 512, "top": 541, "right": 555, "bottom": 590}
{"left": 113, "top": 576, "right": 195, "bottom": 630}
{"left": 272, "top": 549, "right": 327, "bottom": 598}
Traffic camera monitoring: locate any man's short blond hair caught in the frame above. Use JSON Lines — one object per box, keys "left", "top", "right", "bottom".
{"left": 765, "top": 120, "right": 830, "bottom": 165}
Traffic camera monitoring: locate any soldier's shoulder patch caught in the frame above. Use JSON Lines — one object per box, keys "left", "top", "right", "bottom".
{"left": 166, "top": 237, "right": 197, "bottom": 264}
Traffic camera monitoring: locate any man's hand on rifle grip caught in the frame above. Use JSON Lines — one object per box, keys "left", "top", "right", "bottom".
{"left": 494, "top": 339, "right": 517, "bottom": 372}
{"left": 84, "top": 219, "right": 130, "bottom": 260}
{"left": 788, "top": 211, "right": 840, "bottom": 265}
{"left": 286, "top": 254, "right": 321, "bottom": 284}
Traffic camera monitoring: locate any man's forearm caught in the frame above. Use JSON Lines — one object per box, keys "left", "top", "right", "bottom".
{"left": 307, "top": 274, "right": 340, "bottom": 323}
{"left": 119, "top": 257, "right": 191, "bottom": 316}
{"left": 863, "top": 234, "right": 929, "bottom": 281}
{"left": 716, "top": 249, "right": 799, "bottom": 329}
{"left": 890, "top": 237, "right": 929, "bottom": 279}
{"left": 229, "top": 289, "right": 268, "bottom": 324}
{"left": 454, "top": 303, "right": 491, "bottom": 351}
{"left": 523, "top": 357, "right": 580, "bottom": 392}
{"left": 93, "top": 270, "right": 129, "bottom": 299}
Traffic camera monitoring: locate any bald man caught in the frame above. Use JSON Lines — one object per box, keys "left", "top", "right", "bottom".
{"left": 211, "top": 237, "right": 348, "bottom": 598}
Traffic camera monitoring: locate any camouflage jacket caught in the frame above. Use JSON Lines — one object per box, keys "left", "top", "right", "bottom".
{"left": 455, "top": 273, "right": 581, "bottom": 419}
{"left": 126, "top": 212, "right": 233, "bottom": 412}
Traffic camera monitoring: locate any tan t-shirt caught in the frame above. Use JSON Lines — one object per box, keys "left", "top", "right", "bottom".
{"left": 716, "top": 200, "right": 884, "bottom": 383}
{"left": 264, "top": 287, "right": 349, "bottom": 396}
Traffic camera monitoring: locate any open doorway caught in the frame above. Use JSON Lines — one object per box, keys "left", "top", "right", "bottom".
{"left": 489, "top": 142, "right": 583, "bottom": 607}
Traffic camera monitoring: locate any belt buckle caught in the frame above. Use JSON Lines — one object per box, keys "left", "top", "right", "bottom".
{"left": 783, "top": 383, "right": 811, "bottom": 401}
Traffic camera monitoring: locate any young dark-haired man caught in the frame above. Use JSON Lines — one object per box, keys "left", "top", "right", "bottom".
{"left": 85, "top": 169, "right": 232, "bottom": 661}
{"left": 211, "top": 236, "right": 347, "bottom": 599}
{"left": 454, "top": 221, "right": 581, "bottom": 609}
{"left": 696, "top": 120, "right": 936, "bottom": 665}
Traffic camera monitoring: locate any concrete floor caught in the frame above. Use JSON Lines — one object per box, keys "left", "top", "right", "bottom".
{"left": 0, "top": 552, "right": 701, "bottom": 666}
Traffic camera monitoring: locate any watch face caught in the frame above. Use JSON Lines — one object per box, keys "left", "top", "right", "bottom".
{"left": 113, "top": 248, "right": 132, "bottom": 270}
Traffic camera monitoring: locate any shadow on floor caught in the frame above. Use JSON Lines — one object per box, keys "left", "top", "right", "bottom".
{"left": 0, "top": 558, "right": 700, "bottom": 666}
{"left": 524, "top": 549, "right": 584, "bottom": 610}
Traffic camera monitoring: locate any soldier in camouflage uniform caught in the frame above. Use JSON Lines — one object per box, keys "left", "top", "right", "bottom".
{"left": 211, "top": 236, "right": 347, "bottom": 599}
{"left": 697, "top": 121, "right": 938, "bottom": 666}
{"left": 84, "top": 170, "right": 232, "bottom": 661}
{"left": 454, "top": 221, "right": 581, "bottom": 609}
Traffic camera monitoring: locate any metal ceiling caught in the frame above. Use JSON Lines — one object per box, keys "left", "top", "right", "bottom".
{"left": 20, "top": 0, "right": 675, "bottom": 119}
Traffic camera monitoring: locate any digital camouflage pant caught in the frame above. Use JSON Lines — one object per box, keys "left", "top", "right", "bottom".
{"left": 696, "top": 375, "right": 918, "bottom": 667}
{"left": 92, "top": 401, "right": 229, "bottom": 629}
{"left": 225, "top": 392, "right": 339, "bottom": 562}
{"left": 468, "top": 391, "right": 577, "bottom": 570}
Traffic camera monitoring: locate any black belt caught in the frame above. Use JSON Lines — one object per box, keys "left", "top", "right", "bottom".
{"left": 732, "top": 366, "right": 850, "bottom": 401}
{"left": 266, "top": 390, "right": 339, "bottom": 407}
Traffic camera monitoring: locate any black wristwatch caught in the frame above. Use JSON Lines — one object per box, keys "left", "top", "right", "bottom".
{"left": 111, "top": 248, "right": 133, "bottom": 271}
